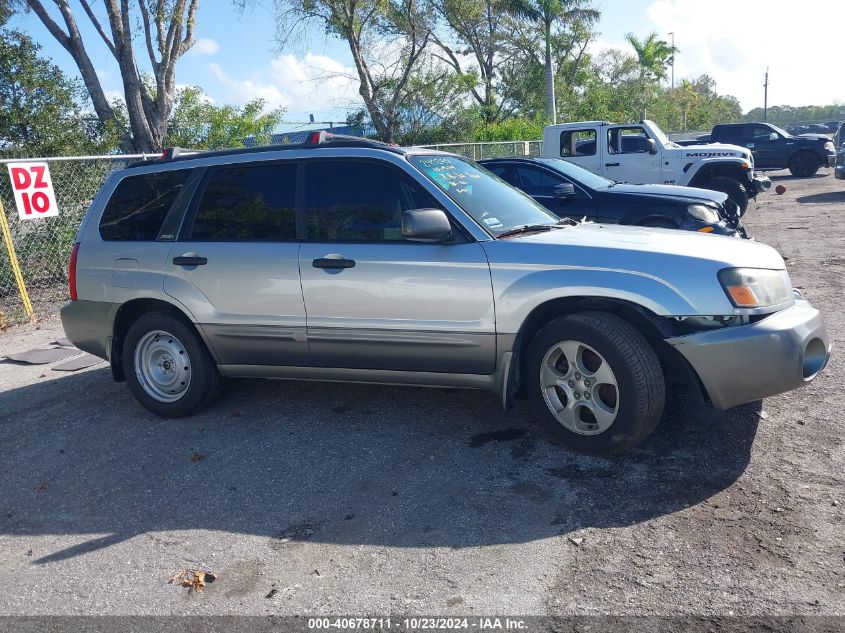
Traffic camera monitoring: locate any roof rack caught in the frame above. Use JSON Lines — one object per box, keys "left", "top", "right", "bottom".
{"left": 126, "top": 132, "right": 403, "bottom": 169}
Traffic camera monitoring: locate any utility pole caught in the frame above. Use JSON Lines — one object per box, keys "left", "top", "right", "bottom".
{"left": 763, "top": 67, "right": 769, "bottom": 122}
{"left": 669, "top": 32, "right": 675, "bottom": 88}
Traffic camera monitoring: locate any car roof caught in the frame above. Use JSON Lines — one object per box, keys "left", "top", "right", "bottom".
{"left": 125, "top": 132, "right": 423, "bottom": 170}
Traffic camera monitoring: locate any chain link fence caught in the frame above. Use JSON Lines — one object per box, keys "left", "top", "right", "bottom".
{"left": 415, "top": 140, "right": 543, "bottom": 160}
{"left": 0, "top": 155, "right": 149, "bottom": 327}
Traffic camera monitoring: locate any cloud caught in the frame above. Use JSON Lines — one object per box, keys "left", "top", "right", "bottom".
{"left": 646, "top": 0, "right": 845, "bottom": 110}
{"left": 191, "top": 38, "right": 220, "bottom": 56}
{"left": 207, "top": 53, "right": 360, "bottom": 114}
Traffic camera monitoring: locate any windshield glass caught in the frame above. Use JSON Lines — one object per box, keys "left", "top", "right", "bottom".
{"left": 769, "top": 124, "right": 791, "bottom": 138}
{"left": 647, "top": 122, "right": 679, "bottom": 148}
{"left": 535, "top": 157, "right": 615, "bottom": 190}
{"left": 409, "top": 154, "right": 558, "bottom": 236}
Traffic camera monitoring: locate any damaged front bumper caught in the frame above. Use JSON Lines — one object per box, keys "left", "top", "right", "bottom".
{"left": 665, "top": 299, "right": 830, "bottom": 410}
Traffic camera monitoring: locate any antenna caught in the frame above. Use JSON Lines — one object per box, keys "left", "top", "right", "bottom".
{"left": 763, "top": 67, "right": 769, "bottom": 122}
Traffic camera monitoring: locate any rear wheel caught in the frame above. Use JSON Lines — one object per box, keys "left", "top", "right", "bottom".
{"left": 526, "top": 312, "right": 665, "bottom": 456}
{"left": 122, "top": 312, "right": 223, "bottom": 417}
{"left": 788, "top": 151, "right": 821, "bottom": 177}
{"left": 701, "top": 176, "right": 749, "bottom": 213}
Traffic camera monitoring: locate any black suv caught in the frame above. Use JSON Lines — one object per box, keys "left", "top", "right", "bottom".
{"left": 707, "top": 123, "right": 836, "bottom": 177}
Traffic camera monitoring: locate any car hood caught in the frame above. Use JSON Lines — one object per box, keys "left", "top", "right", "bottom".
{"left": 602, "top": 183, "right": 728, "bottom": 205}
{"left": 796, "top": 134, "right": 831, "bottom": 143}
{"left": 669, "top": 143, "right": 751, "bottom": 160}
{"left": 511, "top": 223, "right": 783, "bottom": 267}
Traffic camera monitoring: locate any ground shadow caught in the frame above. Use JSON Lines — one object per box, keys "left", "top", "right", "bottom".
{"left": 0, "top": 369, "right": 759, "bottom": 563}
{"left": 796, "top": 191, "right": 845, "bottom": 204}
{"left": 767, "top": 172, "right": 829, "bottom": 182}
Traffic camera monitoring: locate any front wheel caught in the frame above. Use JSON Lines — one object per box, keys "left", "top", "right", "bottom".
{"left": 122, "top": 312, "right": 223, "bottom": 417}
{"left": 788, "top": 152, "right": 821, "bottom": 177}
{"left": 526, "top": 312, "right": 665, "bottom": 456}
{"left": 700, "top": 176, "right": 749, "bottom": 214}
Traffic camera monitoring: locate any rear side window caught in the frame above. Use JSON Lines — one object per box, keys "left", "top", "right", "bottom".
{"left": 560, "top": 129, "right": 596, "bottom": 157}
{"left": 189, "top": 163, "right": 297, "bottom": 241}
{"left": 99, "top": 169, "right": 190, "bottom": 241}
{"left": 715, "top": 126, "right": 743, "bottom": 145}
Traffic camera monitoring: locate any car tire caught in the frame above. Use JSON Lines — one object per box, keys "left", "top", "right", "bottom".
{"left": 788, "top": 152, "right": 821, "bottom": 177}
{"left": 122, "top": 311, "right": 223, "bottom": 417}
{"left": 526, "top": 311, "right": 665, "bottom": 456}
{"left": 701, "top": 176, "right": 749, "bottom": 213}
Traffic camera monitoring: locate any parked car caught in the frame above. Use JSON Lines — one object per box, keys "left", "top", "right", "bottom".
{"left": 707, "top": 123, "right": 837, "bottom": 176}
{"left": 835, "top": 123, "right": 845, "bottom": 148}
{"left": 675, "top": 134, "right": 711, "bottom": 146}
{"left": 478, "top": 156, "right": 747, "bottom": 237}
{"left": 836, "top": 146, "right": 845, "bottom": 181}
{"left": 61, "top": 134, "right": 831, "bottom": 456}
{"left": 542, "top": 120, "right": 770, "bottom": 212}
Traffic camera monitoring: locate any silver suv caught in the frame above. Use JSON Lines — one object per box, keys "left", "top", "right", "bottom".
{"left": 61, "top": 133, "right": 831, "bottom": 455}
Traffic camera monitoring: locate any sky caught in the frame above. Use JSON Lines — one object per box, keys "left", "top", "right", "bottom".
{"left": 10, "top": 0, "right": 845, "bottom": 124}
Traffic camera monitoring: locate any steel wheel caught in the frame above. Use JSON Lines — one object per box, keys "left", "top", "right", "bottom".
{"left": 133, "top": 329, "right": 191, "bottom": 403}
{"left": 540, "top": 340, "right": 619, "bottom": 435}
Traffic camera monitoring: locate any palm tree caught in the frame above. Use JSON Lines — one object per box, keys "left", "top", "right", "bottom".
{"left": 625, "top": 31, "right": 678, "bottom": 119}
{"left": 509, "top": 0, "right": 598, "bottom": 124}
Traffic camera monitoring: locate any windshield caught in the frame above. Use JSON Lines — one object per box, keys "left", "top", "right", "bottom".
{"left": 769, "top": 124, "right": 791, "bottom": 138}
{"left": 647, "top": 122, "right": 680, "bottom": 148}
{"left": 409, "top": 154, "right": 558, "bottom": 237}
{"left": 535, "top": 157, "right": 615, "bottom": 190}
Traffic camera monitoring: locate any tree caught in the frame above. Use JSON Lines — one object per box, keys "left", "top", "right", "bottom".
{"left": 166, "top": 86, "right": 285, "bottom": 149}
{"left": 24, "top": 0, "right": 200, "bottom": 152}
{"left": 266, "top": 0, "right": 432, "bottom": 143}
{"left": 624, "top": 31, "right": 677, "bottom": 119}
{"left": 0, "top": 24, "right": 119, "bottom": 156}
{"left": 505, "top": 0, "right": 596, "bottom": 123}
{"left": 429, "top": 0, "right": 514, "bottom": 123}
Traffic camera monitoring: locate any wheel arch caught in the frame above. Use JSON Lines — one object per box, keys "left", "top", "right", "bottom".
{"left": 687, "top": 161, "right": 748, "bottom": 188}
{"left": 110, "top": 297, "right": 217, "bottom": 382}
{"left": 504, "top": 296, "right": 694, "bottom": 406}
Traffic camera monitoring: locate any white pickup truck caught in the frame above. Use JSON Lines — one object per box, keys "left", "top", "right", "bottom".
{"left": 542, "top": 120, "right": 771, "bottom": 212}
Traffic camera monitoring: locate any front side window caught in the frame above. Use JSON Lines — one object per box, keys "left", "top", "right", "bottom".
{"left": 304, "top": 160, "right": 437, "bottom": 241}
{"left": 608, "top": 127, "right": 650, "bottom": 154}
{"left": 189, "top": 163, "right": 297, "bottom": 241}
{"left": 514, "top": 166, "right": 560, "bottom": 195}
{"left": 409, "top": 155, "right": 557, "bottom": 236}
{"left": 560, "top": 129, "right": 597, "bottom": 157}
{"left": 99, "top": 169, "right": 191, "bottom": 241}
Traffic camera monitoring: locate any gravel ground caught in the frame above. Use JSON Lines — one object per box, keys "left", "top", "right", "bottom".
{"left": 0, "top": 169, "right": 842, "bottom": 619}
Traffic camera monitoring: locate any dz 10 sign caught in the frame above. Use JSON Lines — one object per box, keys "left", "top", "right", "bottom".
{"left": 7, "top": 162, "right": 59, "bottom": 220}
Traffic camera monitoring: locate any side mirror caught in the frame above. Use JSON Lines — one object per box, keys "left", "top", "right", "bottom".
{"left": 553, "top": 183, "right": 577, "bottom": 200}
{"left": 769, "top": 132, "right": 779, "bottom": 142}
{"left": 401, "top": 208, "right": 453, "bottom": 242}
{"left": 647, "top": 138, "right": 658, "bottom": 154}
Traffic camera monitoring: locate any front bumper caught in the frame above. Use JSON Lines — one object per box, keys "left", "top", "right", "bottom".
{"left": 666, "top": 299, "right": 830, "bottom": 410}
{"left": 750, "top": 173, "right": 771, "bottom": 194}
{"left": 827, "top": 154, "right": 838, "bottom": 167}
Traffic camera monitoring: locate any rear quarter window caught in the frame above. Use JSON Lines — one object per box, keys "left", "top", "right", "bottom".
{"left": 99, "top": 169, "right": 191, "bottom": 241}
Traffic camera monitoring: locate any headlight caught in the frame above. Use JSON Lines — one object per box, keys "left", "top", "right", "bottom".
{"left": 825, "top": 141, "right": 835, "bottom": 151}
{"left": 718, "top": 268, "right": 792, "bottom": 308}
{"left": 687, "top": 204, "right": 720, "bottom": 223}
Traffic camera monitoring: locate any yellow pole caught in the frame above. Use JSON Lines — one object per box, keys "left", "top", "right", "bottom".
{"left": 0, "top": 198, "right": 34, "bottom": 321}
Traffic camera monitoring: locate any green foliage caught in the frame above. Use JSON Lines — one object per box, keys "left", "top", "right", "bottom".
{"left": 0, "top": 27, "right": 121, "bottom": 157}
{"left": 743, "top": 104, "right": 845, "bottom": 125}
{"left": 165, "top": 86, "right": 285, "bottom": 149}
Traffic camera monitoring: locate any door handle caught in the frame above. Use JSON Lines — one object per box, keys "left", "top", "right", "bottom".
{"left": 173, "top": 255, "right": 207, "bottom": 266}
{"left": 605, "top": 162, "right": 620, "bottom": 167}
{"left": 313, "top": 257, "right": 355, "bottom": 269}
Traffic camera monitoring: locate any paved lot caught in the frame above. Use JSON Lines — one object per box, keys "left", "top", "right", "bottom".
{"left": 0, "top": 170, "right": 843, "bottom": 616}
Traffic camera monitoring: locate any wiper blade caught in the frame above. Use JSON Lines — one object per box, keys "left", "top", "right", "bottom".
{"left": 496, "top": 224, "right": 559, "bottom": 239}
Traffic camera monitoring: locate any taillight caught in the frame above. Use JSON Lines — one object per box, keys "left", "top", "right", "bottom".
{"left": 69, "top": 242, "right": 80, "bottom": 301}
